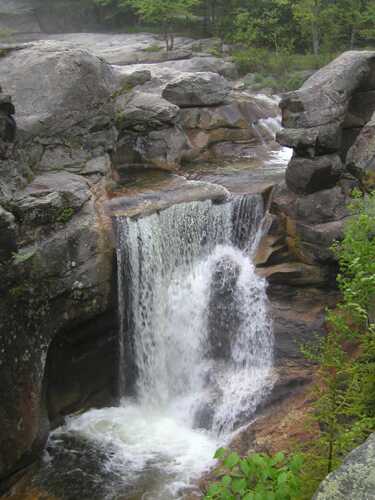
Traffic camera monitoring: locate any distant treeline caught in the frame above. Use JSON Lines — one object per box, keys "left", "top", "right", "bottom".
{"left": 42, "top": 0, "right": 375, "bottom": 55}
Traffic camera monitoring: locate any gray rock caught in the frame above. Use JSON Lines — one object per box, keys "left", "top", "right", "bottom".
{"left": 81, "top": 154, "right": 111, "bottom": 176}
{"left": 162, "top": 72, "right": 231, "bottom": 108}
{"left": 281, "top": 51, "right": 375, "bottom": 129}
{"left": 0, "top": 194, "right": 116, "bottom": 483}
{"left": 0, "top": 205, "right": 17, "bottom": 260}
{"left": 258, "top": 262, "right": 330, "bottom": 287}
{"left": 180, "top": 103, "right": 248, "bottom": 130}
{"left": 270, "top": 286, "right": 339, "bottom": 361}
{"left": 286, "top": 154, "right": 344, "bottom": 194}
{"left": 117, "top": 56, "right": 238, "bottom": 86}
{"left": 116, "top": 68, "right": 152, "bottom": 89}
{"left": 179, "top": 97, "right": 276, "bottom": 131}
{"left": 0, "top": 40, "right": 115, "bottom": 136}
{"left": 115, "top": 91, "right": 180, "bottom": 131}
{"left": 344, "top": 90, "right": 375, "bottom": 128}
{"left": 272, "top": 182, "right": 352, "bottom": 226}
{"left": 313, "top": 433, "right": 375, "bottom": 499}
{"left": 346, "top": 111, "right": 375, "bottom": 189}
{"left": 11, "top": 172, "right": 91, "bottom": 225}
{"left": 279, "top": 51, "right": 375, "bottom": 154}
{"left": 107, "top": 176, "right": 230, "bottom": 218}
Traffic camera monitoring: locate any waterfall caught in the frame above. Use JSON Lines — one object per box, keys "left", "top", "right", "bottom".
{"left": 116, "top": 195, "right": 273, "bottom": 435}
{"left": 35, "top": 194, "right": 274, "bottom": 500}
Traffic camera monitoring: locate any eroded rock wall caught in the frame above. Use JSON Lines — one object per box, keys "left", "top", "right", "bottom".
{"left": 256, "top": 51, "right": 375, "bottom": 366}
{"left": 0, "top": 42, "right": 119, "bottom": 487}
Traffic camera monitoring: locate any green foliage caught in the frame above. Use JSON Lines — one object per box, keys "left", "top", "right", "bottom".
{"left": 300, "top": 190, "right": 375, "bottom": 497}
{"left": 57, "top": 207, "right": 75, "bottom": 224}
{"left": 12, "top": 248, "right": 36, "bottom": 265}
{"left": 204, "top": 448, "right": 304, "bottom": 500}
{"left": 95, "top": 0, "right": 200, "bottom": 49}
{"left": 233, "top": 47, "right": 335, "bottom": 90}
{"left": 142, "top": 43, "right": 163, "bottom": 52}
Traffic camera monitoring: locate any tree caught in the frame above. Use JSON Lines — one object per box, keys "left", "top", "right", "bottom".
{"left": 317, "top": 0, "right": 375, "bottom": 50}
{"left": 292, "top": 0, "right": 327, "bottom": 55}
{"left": 232, "top": 0, "right": 296, "bottom": 53}
{"left": 121, "top": 0, "right": 200, "bottom": 50}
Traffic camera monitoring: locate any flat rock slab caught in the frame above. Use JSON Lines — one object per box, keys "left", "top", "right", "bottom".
{"left": 106, "top": 174, "right": 230, "bottom": 218}
{"left": 14, "top": 32, "right": 195, "bottom": 65}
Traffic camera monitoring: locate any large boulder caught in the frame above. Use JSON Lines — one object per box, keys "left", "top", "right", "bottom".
{"left": 0, "top": 40, "right": 115, "bottom": 136}
{"left": 346, "top": 111, "right": 375, "bottom": 189}
{"left": 280, "top": 51, "right": 375, "bottom": 134}
{"left": 271, "top": 52, "right": 375, "bottom": 292}
{"left": 0, "top": 41, "right": 118, "bottom": 196}
{"left": 115, "top": 91, "right": 179, "bottom": 131}
{"left": 313, "top": 433, "right": 375, "bottom": 499}
{"left": 10, "top": 172, "right": 91, "bottom": 228}
{"left": 285, "top": 154, "right": 344, "bottom": 194}
{"left": 162, "top": 72, "right": 231, "bottom": 108}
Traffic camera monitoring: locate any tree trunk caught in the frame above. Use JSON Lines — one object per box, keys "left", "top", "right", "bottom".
{"left": 312, "top": 24, "right": 320, "bottom": 55}
{"left": 164, "top": 32, "right": 174, "bottom": 52}
{"left": 169, "top": 33, "right": 175, "bottom": 51}
{"left": 350, "top": 27, "right": 356, "bottom": 49}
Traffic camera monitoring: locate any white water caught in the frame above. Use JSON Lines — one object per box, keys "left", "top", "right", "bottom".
{"left": 45, "top": 195, "right": 274, "bottom": 500}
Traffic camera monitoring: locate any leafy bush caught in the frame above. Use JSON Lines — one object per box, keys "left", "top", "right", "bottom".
{"left": 299, "top": 190, "right": 375, "bottom": 497}
{"left": 204, "top": 448, "right": 303, "bottom": 500}
{"left": 232, "top": 47, "right": 336, "bottom": 77}
{"left": 142, "top": 43, "right": 163, "bottom": 52}
{"left": 57, "top": 207, "right": 74, "bottom": 224}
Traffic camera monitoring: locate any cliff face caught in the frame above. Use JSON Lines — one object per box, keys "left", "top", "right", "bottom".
{"left": 269, "top": 51, "right": 375, "bottom": 283}
{"left": 0, "top": 42, "right": 119, "bottom": 487}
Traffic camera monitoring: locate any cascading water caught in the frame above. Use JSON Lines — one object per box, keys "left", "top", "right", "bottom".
{"left": 38, "top": 194, "right": 274, "bottom": 500}
{"left": 117, "top": 196, "right": 273, "bottom": 436}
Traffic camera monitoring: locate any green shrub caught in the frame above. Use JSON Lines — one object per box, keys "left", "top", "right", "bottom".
{"left": 204, "top": 448, "right": 304, "bottom": 500}
{"left": 232, "top": 47, "right": 336, "bottom": 78}
{"left": 142, "top": 43, "right": 163, "bottom": 53}
{"left": 299, "top": 190, "right": 375, "bottom": 497}
{"left": 57, "top": 207, "right": 74, "bottom": 224}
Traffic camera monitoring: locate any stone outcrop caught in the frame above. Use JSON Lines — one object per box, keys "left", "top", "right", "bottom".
{"left": 112, "top": 75, "right": 278, "bottom": 171}
{"left": 162, "top": 72, "right": 231, "bottom": 108}
{"left": 346, "top": 111, "right": 375, "bottom": 189}
{"left": 253, "top": 50, "right": 375, "bottom": 374}
{"left": 313, "top": 433, "right": 375, "bottom": 499}
{"left": 0, "top": 41, "right": 118, "bottom": 487}
{"left": 262, "top": 51, "right": 375, "bottom": 291}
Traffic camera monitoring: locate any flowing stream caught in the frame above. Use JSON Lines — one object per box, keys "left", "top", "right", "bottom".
{"left": 34, "top": 194, "right": 274, "bottom": 500}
